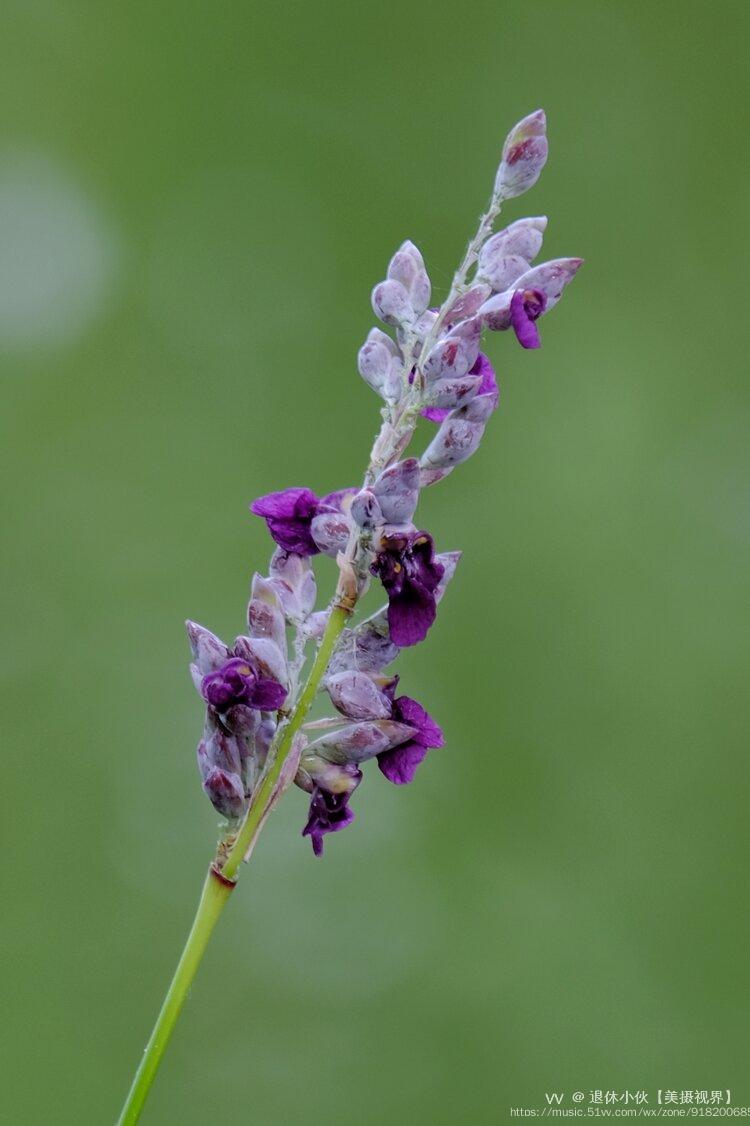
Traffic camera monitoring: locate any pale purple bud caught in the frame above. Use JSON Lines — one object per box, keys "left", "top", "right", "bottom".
{"left": 357, "top": 327, "right": 403, "bottom": 401}
{"left": 443, "top": 283, "right": 492, "bottom": 327}
{"left": 198, "top": 723, "right": 242, "bottom": 777}
{"left": 268, "top": 548, "right": 317, "bottom": 623}
{"left": 350, "top": 488, "right": 383, "bottom": 529}
{"left": 371, "top": 279, "right": 414, "bottom": 326}
{"left": 203, "top": 767, "right": 246, "bottom": 820}
{"left": 422, "top": 318, "right": 481, "bottom": 382}
{"left": 420, "top": 392, "right": 496, "bottom": 475}
{"left": 423, "top": 374, "right": 482, "bottom": 411}
{"left": 305, "top": 610, "right": 330, "bottom": 641}
{"left": 248, "top": 575, "right": 287, "bottom": 656}
{"left": 296, "top": 755, "right": 361, "bottom": 796}
{"left": 370, "top": 458, "right": 420, "bottom": 524}
{"left": 310, "top": 509, "right": 351, "bottom": 557}
{"left": 254, "top": 716, "right": 276, "bottom": 768}
{"left": 233, "top": 635, "right": 288, "bottom": 689}
{"left": 434, "top": 551, "right": 462, "bottom": 602}
{"left": 387, "top": 241, "right": 431, "bottom": 316}
{"left": 476, "top": 253, "right": 529, "bottom": 293}
{"left": 477, "top": 289, "right": 513, "bottom": 331}
{"left": 306, "top": 719, "right": 418, "bottom": 765}
{"left": 186, "top": 621, "right": 228, "bottom": 674}
{"left": 494, "top": 109, "right": 548, "bottom": 199}
{"left": 478, "top": 218, "right": 546, "bottom": 282}
{"left": 328, "top": 616, "right": 399, "bottom": 676}
{"left": 512, "top": 257, "right": 583, "bottom": 311}
{"left": 325, "top": 670, "right": 392, "bottom": 720}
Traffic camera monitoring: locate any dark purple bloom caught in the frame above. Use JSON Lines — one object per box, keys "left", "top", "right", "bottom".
{"left": 377, "top": 695, "right": 444, "bottom": 784}
{"left": 250, "top": 487, "right": 321, "bottom": 555}
{"left": 201, "top": 656, "right": 287, "bottom": 713}
{"left": 422, "top": 352, "right": 498, "bottom": 423}
{"left": 371, "top": 530, "right": 444, "bottom": 648}
{"left": 509, "top": 287, "right": 547, "bottom": 349}
{"left": 302, "top": 782, "right": 359, "bottom": 857}
{"left": 251, "top": 486, "right": 355, "bottom": 556}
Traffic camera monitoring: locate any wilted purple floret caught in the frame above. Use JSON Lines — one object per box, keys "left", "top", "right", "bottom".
{"left": 422, "top": 353, "right": 498, "bottom": 423}
{"left": 377, "top": 694, "right": 444, "bottom": 784}
{"left": 371, "top": 530, "right": 444, "bottom": 647}
{"left": 302, "top": 784, "right": 358, "bottom": 857}
{"left": 510, "top": 288, "right": 547, "bottom": 349}
{"left": 201, "top": 656, "right": 287, "bottom": 713}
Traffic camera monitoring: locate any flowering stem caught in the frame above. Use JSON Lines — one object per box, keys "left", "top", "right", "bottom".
{"left": 116, "top": 866, "right": 234, "bottom": 1125}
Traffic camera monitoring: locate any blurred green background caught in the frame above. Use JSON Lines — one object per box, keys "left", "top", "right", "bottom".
{"left": 2, "top": 1, "right": 749, "bottom": 1122}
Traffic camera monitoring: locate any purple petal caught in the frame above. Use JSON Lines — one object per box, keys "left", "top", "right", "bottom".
{"left": 387, "top": 584, "right": 437, "bottom": 647}
{"left": 377, "top": 740, "right": 429, "bottom": 785}
{"left": 248, "top": 676, "right": 288, "bottom": 711}
{"left": 250, "top": 487, "right": 321, "bottom": 555}
{"left": 302, "top": 786, "right": 356, "bottom": 857}
{"left": 250, "top": 487, "right": 318, "bottom": 521}
{"left": 510, "top": 289, "right": 542, "bottom": 349}
{"left": 393, "top": 695, "right": 444, "bottom": 747}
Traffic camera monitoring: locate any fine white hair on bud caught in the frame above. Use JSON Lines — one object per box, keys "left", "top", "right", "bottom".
{"left": 494, "top": 108, "right": 548, "bottom": 200}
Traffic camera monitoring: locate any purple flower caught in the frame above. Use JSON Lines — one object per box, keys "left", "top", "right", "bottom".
{"left": 377, "top": 694, "right": 444, "bottom": 784}
{"left": 510, "top": 288, "right": 547, "bottom": 349}
{"left": 251, "top": 486, "right": 357, "bottom": 557}
{"left": 371, "top": 530, "right": 444, "bottom": 647}
{"left": 201, "top": 656, "right": 287, "bottom": 713}
{"left": 422, "top": 353, "right": 498, "bottom": 423}
{"left": 250, "top": 487, "right": 322, "bottom": 555}
{"left": 302, "top": 781, "right": 359, "bottom": 857}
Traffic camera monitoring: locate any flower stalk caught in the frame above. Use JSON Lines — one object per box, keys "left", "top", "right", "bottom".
{"left": 116, "top": 106, "right": 582, "bottom": 1123}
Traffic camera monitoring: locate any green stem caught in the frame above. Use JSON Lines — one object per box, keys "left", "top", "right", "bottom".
{"left": 116, "top": 603, "right": 350, "bottom": 1123}
{"left": 116, "top": 866, "right": 234, "bottom": 1125}
{"left": 220, "top": 602, "right": 350, "bottom": 880}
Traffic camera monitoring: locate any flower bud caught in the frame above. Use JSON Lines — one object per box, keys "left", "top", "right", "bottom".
{"left": 350, "top": 488, "right": 383, "bottom": 529}
{"left": 325, "top": 670, "right": 392, "bottom": 720}
{"left": 247, "top": 576, "right": 287, "bottom": 656}
{"left": 422, "top": 318, "right": 481, "bottom": 382}
{"left": 198, "top": 723, "right": 243, "bottom": 777}
{"left": 476, "top": 252, "right": 529, "bottom": 293}
{"left": 268, "top": 549, "right": 317, "bottom": 622}
{"left": 186, "top": 621, "right": 228, "bottom": 674}
{"left": 306, "top": 719, "right": 418, "bottom": 765}
{"left": 387, "top": 240, "right": 431, "bottom": 316}
{"left": 423, "top": 374, "right": 482, "bottom": 411}
{"left": 512, "top": 257, "right": 583, "bottom": 311}
{"left": 357, "top": 327, "right": 403, "bottom": 401}
{"left": 305, "top": 609, "right": 330, "bottom": 641}
{"left": 372, "top": 279, "right": 414, "bottom": 326}
{"left": 443, "top": 283, "right": 492, "bottom": 327}
{"left": 494, "top": 109, "right": 548, "bottom": 199}
{"left": 477, "top": 289, "right": 513, "bottom": 331}
{"left": 328, "top": 616, "right": 400, "bottom": 676}
{"left": 233, "top": 634, "right": 288, "bottom": 688}
{"left": 479, "top": 217, "right": 546, "bottom": 278}
{"left": 202, "top": 767, "right": 246, "bottom": 820}
{"left": 419, "top": 390, "right": 496, "bottom": 476}
{"left": 370, "top": 458, "right": 420, "bottom": 524}
{"left": 296, "top": 755, "right": 361, "bottom": 796}
{"left": 310, "top": 510, "right": 350, "bottom": 556}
